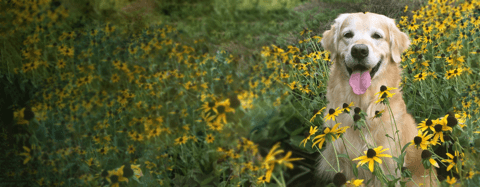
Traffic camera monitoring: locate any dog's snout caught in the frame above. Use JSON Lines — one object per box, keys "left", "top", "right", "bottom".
{"left": 351, "top": 44, "right": 369, "bottom": 59}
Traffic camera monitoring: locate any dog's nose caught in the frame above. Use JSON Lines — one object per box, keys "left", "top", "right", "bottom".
{"left": 351, "top": 44, "right": 369, "bottom": 59}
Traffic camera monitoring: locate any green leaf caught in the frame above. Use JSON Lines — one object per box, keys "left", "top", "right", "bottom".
{"left": 401, "top": 142, "right": 411, "bottom": 153}
{"left": 352, "top": 162, "right": 358, "bottom": 178}
{"left": 132, "top": 176, "right": 143, "bottom": 184}
{"left": 336, "top": 154, "right": 349, "bottom": 159}
{"left": 391, "top": 156, "right": 402, "bottom": 164}
{"left": 290, "top": 126, "right": 306, "bottom": 136}
{"left": 200, "top": 175, "right": 216, "bottom": 186}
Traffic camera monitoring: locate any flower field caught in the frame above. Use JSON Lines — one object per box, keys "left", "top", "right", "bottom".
{"left": 0, "top": 0, "right": 479, "bottom": 186}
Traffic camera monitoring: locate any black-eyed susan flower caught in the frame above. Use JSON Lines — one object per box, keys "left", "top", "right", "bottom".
{"left": 312, "top": 123, "right": 343, "bottom": 149}
{"left": 257, "top": 173, "right": 271, "bottom": 184}
{"left": 206, "top": 134, "right": 214, "bottom": 143}
{"left": 441, "top": 151, "right": 463, "bottom": 172}
{"left": 352, "top": 146, "right": 392, "bottom": 172}
{"left": 106, "top": 168, "right": 128, "bottom": 187}
{"left": 98, "top": 146, "right": 109, "bottom": 155}
{"left": 431, "top": 118, "right": 452, "bottom": 145}
{"left": 421, "top": 150, "right": 439, "bottom": 169}
{"left": 342, "top": 102, "right": 354, "bottom": 114}
{"left": 300, "top": 126, "right": 318, "bottom": 147}
{"left": 19, "top": 146, "right": 32, "bottom": 165}
{"left": 214, "top": 99, "right": 235, "bottom": 124}
{"left": 174, "top": 135, "right": 188, "bottom": 145}
{"left": 276, "top": 151, "right": 304, "bottom": 169}
{"left": 374, "top": 85, "right": 397, "bottom": 104}
{"left": 310, "top": 107, "right": 326, "bottom": 122}
{"left": 446, "top": 68, "right": 463, "bottom": 79}
{"left": 371, "top": 110, "right": 385, "bottom": 120}
{"left": 411, "top": 130, "right": 433, "bottom": 150}
{"left": 445, "top": 176, "right": 456, "bottom": 185}
{"left": 111, "top": 73, "right": 120, "bottom": 83}
{"left": 324, "top": 107, "right": 342, "bottom": 122}
{"left": 414, "top": 72, "right": 427, "bottom": 81}
{"left": 417, "top": 119, "right": 435, "bottom": 132}
{"left": 300, "top": 27, "right": 311, "bottom": 36}
{"left": 465, "top": 169, "right": 476, "bottom": 179}
{"left": 198, "top": 101, "right": 217, "bottom": 113}
{"left": 333, "top": 172, "right": 347, "bottom": 187}
{"left": 346, "top": 179, "right": 364, "bottom": 187}
{"left": 127, "top": 145, "right": 135, "bottom": 154}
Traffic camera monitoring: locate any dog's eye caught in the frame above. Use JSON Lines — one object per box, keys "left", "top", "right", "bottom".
{"left": 344, "top": 32, "right": 354, "bottom": 38}
{"left": 372, "top": 33, "right": 382, "bottom": 39}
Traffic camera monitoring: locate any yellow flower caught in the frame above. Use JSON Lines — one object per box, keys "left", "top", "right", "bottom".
{"left": 276, "top": 151, "right": 304, "bottom": 169}
{"left": 174, "top": 135, "right": 188, "bottom": 145}
{"left": 19, "top": 146, "right": 32, "bottom": 165}
{"left": 312, "top": 123, "right": 344, "bottom": 149}
{"left": 310, "top": 107, "right": 326, "bottom": 122}
{"left": 374, "top": 85, "right": 397, "bottom": 104}
{"left": 417, "top": 119, "right": 436, "bottom": 132}
{"left": 300, "top": 126, "right": 318, "bottom": 147}
{"left": 206, "top": 134, "right": 214, "bottom": 143}
{"left": 347, "top": 179, "right": 364, "bottom": 187}
{"left": 445, "top": 176, "right": 456, "bottom": 185}
{"left": 352, "top": 146, "right": 392, "bottom": 172}
{"left": 414, "top": 72, "right": 427, "bottom": 81}
{"left": 127, "top": 145, "right": 135, "bottom": 154}
{"left": 411, "top": 130, "right": 433, "bottom": 150}
{"left": 342, "top": 102, "right": 354, "bottom": 114}
{"left": 324, "top": 107, "right": 342, "bottom": 121}
{"left": 430, "top": 117, "right": 452, "bottom": 145}
{"left": 441, "top": 151, "right": 463, "bottom": 172}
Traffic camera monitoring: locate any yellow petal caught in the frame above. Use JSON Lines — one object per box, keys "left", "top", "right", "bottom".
{"left": 352, "top": 156, "right": 368, "bottom": 161}
{"left": 376, "top": 154, "right": 392, "bottom": 158}
{"left": 429, "top": 158, "right": 439, "bottom": 168}
{"left": 446, "top": 164, "right": 454, "bottom": 171}
{"left": 368, "top": 160, "right": 374, "bottom": 172}
{"left": 373, "top": 157, "right": 382, "bottom": 164}
{"left": 23, "top": 146, "right": 31, "bottom": 152}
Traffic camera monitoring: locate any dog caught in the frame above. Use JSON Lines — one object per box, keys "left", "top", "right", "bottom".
{"left": 317, "top": 12, "right": 432, "bottom": 186}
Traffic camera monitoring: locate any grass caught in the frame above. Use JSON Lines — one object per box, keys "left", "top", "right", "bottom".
{"left": 0, "top": 0, "right": 479, "bottom": 186}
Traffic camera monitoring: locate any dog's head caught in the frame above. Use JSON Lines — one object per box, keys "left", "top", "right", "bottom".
{"left": 321, "top": 12, "right": 410, "bottom": 95}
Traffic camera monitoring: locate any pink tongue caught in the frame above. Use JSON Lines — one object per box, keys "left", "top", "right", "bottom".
{"left": 349, "top": 71, "right": 371, "bottom": 95}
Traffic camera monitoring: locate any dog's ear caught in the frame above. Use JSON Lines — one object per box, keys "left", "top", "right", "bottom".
{"left": 321, "top": 26, "right": 336, "bottom": 60}
{"left": 389, "top": 18, "right": 410, "bottom": 63}
{"left": 321, "top": 13, "right": 350, "bottom": 62}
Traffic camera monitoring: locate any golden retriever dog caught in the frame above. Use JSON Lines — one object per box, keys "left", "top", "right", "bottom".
{"left": 318, "top": 12, "right": 433, "bottom": 186}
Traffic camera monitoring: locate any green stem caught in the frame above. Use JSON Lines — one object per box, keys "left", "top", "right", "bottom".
{"left": 331, "top": 140, "right": 341, "bottom": 171}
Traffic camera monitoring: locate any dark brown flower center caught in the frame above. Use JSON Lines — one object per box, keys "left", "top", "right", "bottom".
{"left": 343, "top": 103, "right": 349, "bottom": 108}
{"left": 426, "top": 119, "right": 433, "bottom": 126}
{"left": 421, "top": 150, "right": 432, "bottom": 159}
{"left": 367, "top": 149, "right": 376, "bottom": 158}
{"left": 329, "top": 108, "right": 335, "bottom": 115}
{"left": 313, "top": 109, "right": 319, "bottom": 115}
{"left": 434, "top": 124, "right": 443, "bottom": 132}
{"left": 447, "top": 115, "right": 458, "bottom": 127}
{"left": 354, "top": 107, "right": 361, "bottom": 114}
{"left": 110, "top": 175, "right": 119, "bottom": 183}
{"left": 101, "top": 169, "right": 109, "bottom": 178}
{"left": 208, "top": 102, "right": 216, "bottom": 108}
{"left": 217, "top": 105, "right": 225, "bottom": 114}
{"left": 380, "top": 85, "right": 387, "bottom": 92}
{"left": 353, "top": 114, "right": 361, "bottom": 122}
{"left": 333, "top": 172, "right": 347, "bottom": 187}
{"left": 414, "top": 136, "right": 422, "bottom": 145}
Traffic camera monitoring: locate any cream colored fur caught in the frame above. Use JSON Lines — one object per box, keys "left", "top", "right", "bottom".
{"left": 317, "top": 12, "right": 434, "bottom": 186}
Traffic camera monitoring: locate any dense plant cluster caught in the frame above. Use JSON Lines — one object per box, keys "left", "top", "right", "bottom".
{"left": 0, "top": 0, "right": 479, "bottom": 186}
